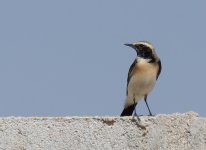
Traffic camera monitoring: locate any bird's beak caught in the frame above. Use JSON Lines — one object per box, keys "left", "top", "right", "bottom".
{"left": 124, "top": 43, "right": 134, "bottom": 48}
{"left": 124, "top": 43, "right": 140, "bottom": 55}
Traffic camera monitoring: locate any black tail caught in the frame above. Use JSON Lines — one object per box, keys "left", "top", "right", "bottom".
{"left": 120, "top": 103, "right": 137, "bottom": 116}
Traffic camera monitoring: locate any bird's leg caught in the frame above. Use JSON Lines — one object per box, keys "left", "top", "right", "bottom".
{"left": 132, "top": 99, "right": 140, "bottom": 121}
{"left": 144, "top": 95, "right": 153, "bottom": 116}
{"left": 133, "top": 99, "right": 137, "bottom": 116}
{"left": 132, "top": 99, "right": 148, "bottom": 129}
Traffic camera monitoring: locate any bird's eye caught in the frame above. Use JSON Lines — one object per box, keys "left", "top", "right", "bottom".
{"left": 136, "top": 44, "right": 144, "bottom": 50}
{"left": 139, "top": 44, "right": 144, "bottom": 48}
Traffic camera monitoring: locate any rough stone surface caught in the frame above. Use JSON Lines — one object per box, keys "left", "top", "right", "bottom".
{"left": 0, "top": 112, "right": 205, "bottom": 150}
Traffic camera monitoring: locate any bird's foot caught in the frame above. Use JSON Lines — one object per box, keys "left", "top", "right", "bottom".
{"left": 132, "top": 112, "right": 140, "bottom": 122}
{"left": 132, "top": 115, "right": 148, "bottom": 130}
{"left": 148, "top": 113, "right": 155, "bottom": 116}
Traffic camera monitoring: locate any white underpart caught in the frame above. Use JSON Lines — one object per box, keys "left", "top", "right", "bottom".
{"left": 125, "top": 57, "right": 157, "bottom": 107}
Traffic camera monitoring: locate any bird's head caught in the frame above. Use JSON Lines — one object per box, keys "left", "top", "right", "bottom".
{"left": 124, "top": 41, "right": 159, "bottom": 63}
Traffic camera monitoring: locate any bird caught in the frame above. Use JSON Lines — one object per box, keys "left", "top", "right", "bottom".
{"left": 120, "top": 41, "right": 161, "bottom": 116}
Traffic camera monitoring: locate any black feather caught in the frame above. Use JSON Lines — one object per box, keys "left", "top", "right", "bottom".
{"left": 120, "top": 103, "right": 137, "bottom": 116}
{"left": 156, "top": 60, "right": 162, "bottom": 80}
{"left": 126, "top": 59, "right": 137, "bottom": 95}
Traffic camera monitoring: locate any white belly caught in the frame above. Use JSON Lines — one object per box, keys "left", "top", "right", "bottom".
{"left": 125, "top": 60, "right": 158, "bottom": 107}
{"left": 129, "top": 73, "right": 156, "bottom": 98}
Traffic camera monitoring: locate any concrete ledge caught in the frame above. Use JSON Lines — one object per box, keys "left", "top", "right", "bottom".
{"left": 0, "top": 112, "right": 205, "bottom": 150}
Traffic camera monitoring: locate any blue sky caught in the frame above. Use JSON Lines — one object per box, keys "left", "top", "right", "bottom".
{"left": 0, "top": 1, "right": 206, "bottom": 116}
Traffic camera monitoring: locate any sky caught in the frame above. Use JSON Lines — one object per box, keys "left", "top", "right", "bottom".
{"left": 0, "top": 1, "right": 206, "bottom": 117}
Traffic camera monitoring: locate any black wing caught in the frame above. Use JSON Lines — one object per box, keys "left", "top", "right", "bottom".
{"left": 126, "top": 59, "right": 137, "bottom": 95}
{"left": 156, "top": 60, "right": 162, "bottom": 80}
